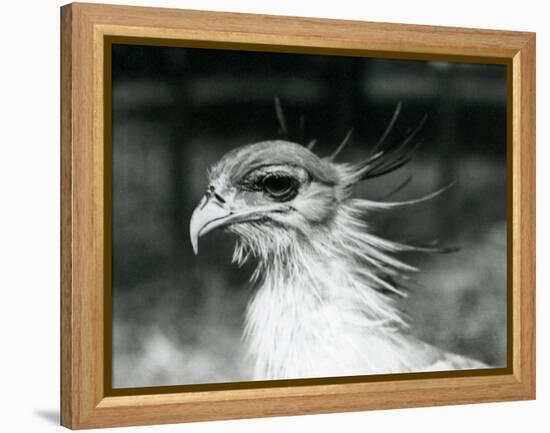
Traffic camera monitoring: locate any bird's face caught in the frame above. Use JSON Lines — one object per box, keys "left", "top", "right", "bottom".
{"left": 190, "top": 140, "right": 348, "bottom": 255}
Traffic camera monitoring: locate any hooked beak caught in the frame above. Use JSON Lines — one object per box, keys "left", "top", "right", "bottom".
{"left": 189, "top": 192, "right": 289, "bottom": 255}
{"left": 189, "top": 192, "right": 259, "bottom": 255}
{"left": 189, "top": 194, "right": 234, "bottom": 255}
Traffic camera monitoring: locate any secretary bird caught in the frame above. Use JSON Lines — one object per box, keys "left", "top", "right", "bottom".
{"left": 189, "top": 104, "right": 488, "bottom": 380}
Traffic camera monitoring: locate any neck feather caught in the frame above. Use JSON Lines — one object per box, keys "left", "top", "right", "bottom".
{"left": 237, "top": 204, "right": 432, "bottom": 380}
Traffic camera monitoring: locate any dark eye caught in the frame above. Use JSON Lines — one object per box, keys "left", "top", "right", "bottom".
{"left": 262, "top": 173, "right": 298, "bottom": 201}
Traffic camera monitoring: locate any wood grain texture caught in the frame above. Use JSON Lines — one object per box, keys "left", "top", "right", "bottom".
{"left": 60, "top": 2, "right": 536, "bottom": 429}
{"left": 60, "top": 4, "right": 73, "bottom": 429}
{"left": 515, "top": 34, "right": 536, "bottom": 395}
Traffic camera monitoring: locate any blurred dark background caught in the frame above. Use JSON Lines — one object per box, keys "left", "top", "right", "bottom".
{"left": 111, "top": 44, "right": 507, "bottom": 388}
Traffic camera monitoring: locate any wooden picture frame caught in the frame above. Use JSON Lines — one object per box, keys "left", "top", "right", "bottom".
{"left": 60, "top": 2, "right": 535, "bottom": 429}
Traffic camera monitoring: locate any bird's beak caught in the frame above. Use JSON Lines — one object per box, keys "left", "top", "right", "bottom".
{"left": 189, "top": 195, "right": 234, "bottom": 255}
{"left": 190, "top": 193, "right": 288, "bottom": 255}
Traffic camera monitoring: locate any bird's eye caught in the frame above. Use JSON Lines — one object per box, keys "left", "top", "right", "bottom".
{"left": 262, "top": 173, "right": 298, "bottom": 201}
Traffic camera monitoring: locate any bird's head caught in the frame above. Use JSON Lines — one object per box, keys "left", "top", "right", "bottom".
{"left": 189, "top": 140, "right": 354, "bottom": 257}
{"left": 189, "top": 105, "right": 432, "bottom": 265}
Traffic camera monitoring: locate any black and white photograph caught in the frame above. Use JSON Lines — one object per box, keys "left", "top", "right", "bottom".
{"left": 111, "top": 44, "right": 507, "bottom": 388}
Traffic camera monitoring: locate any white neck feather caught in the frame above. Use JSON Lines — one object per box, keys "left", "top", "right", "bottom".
{"left": 235, "top": 204, "right": 439, "bottom": 380}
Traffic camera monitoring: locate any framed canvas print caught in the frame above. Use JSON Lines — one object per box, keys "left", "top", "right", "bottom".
{"left": 60, "top": 2, "right": 535, "bottom": 429}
